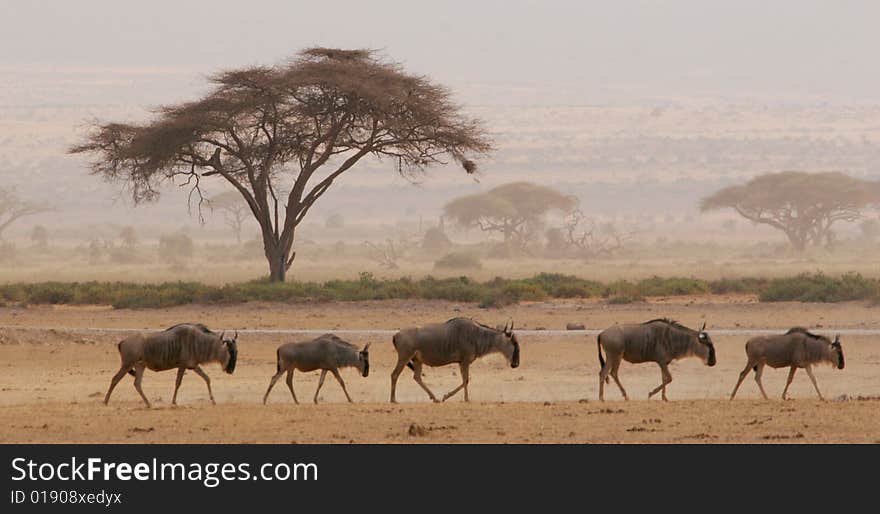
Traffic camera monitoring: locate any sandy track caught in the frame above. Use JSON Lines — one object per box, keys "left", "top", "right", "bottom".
{"left": 1, "top": 299, "right": 878, "bottom": 443}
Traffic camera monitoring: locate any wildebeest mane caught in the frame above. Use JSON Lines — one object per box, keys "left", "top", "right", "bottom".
{"left": 785, "top": 327, "right": 828, "bottom": 341}
{"left": 164, "top": 322, "right": 215, "bottom": 334}
{"left": 643, "top": 318, "right": 694, "bottom": 332}
{"left": 317, "top": 333, "right": 358, "bottom": 349}
{"left": 445, "top": 317, "right": 504, "bottom": 334}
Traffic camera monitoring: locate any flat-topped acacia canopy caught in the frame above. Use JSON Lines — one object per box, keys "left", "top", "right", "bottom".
{"left": 71, "top": 47, "right": 492, "bottom": 281}
{"left": 700, "top": 171, "right": 880, "bottom": 251}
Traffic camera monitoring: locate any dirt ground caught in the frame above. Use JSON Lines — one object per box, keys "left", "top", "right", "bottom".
{"left": 1, "top": 297, "right": 878, "bottom": 443}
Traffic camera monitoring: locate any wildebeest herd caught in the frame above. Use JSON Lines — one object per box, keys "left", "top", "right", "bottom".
{"left": 102, "top": 317, "right": 846, "bottom": 407}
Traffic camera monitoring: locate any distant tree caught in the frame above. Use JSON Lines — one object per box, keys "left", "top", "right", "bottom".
{"left": 30, "top": 225, "right": 48, "bottom": 250}
{"left": 443, "top": 182, "right": 576, "bottom": 250}
{"left": 700, "top": 171, "right": 880, "bottom": 251}
{"left": 207, "top": 191, "right": 250, "bottom": 244}
{"left": 87, "top": 239, "right": 102, "bottom": 265}
{"left": 422, "top": 225, "right": 452, "bottom": 252}
{"left": 119, "top": 226, "right": 138, "bottom": 248}
{"left": 860, "top": 218, "right": 880, "bottom": 242}
{"left": 71, "top": 48, "right": 491, "bottom": 281}
{"left": 543, "top": 226, "right": 568, "bottom": 256}
{"left": 158, "top": 233, "right": 194, "bottom": 263}
{"left": 560, "top": 209, "right": 632, "bottom": 259}
{"left": 0, "top": 187, "right": 51, "bottom": 240}
{"left": 364, "top": 239, "right": 402, "bottom": 269}
{"left": 325, "top": 212, "right": 345, "bottom": 230}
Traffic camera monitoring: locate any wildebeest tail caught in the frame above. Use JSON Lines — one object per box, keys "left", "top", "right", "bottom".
{"left": 597, "top": 334, "right": 609, "bottom": 383}
{"left": 392, "top": 333, "right": 415, "bottom": 370}
{"left": 116, "top": 339, "right": 136, "bottom": 376}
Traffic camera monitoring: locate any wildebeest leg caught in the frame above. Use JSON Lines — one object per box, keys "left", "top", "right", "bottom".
{"left": 172, "top": 368, "right": 185, "bottom": 405}
{"left": 132, "top": 364, "right": 150, "bottom": 408}
{"left": 804, "top": 365, "right": 825, "bottom": 401}
{"left": 389, "top": 353, "right": 413, "bottom": 403}
{"left": 648, "top": 362, "right": 672, "bottom": 401}
{"left": 781, "top": 366, "right": 797, "bottom": 400}
{"left": 314, "top": 370, "right": 327, "bottom": 404}
{"left": 285, "top": 370, "right": 299, "bottom": 404}
{"left": 598, "top": 358, "right": 609, "bottom": 401}
{"left": 411, "top": 361, "right": 439, "bottom": 403}
{"left": 192, "top": 365, "right": 215, "bottom": 405}
{"left": 610, "top": 358, "right": 628, "bottom": 400}
{"left": 730, "top": 360, "right": 756, "bottom": 400}
{"left": 263, "top": 370, "right": 284, "bottom": 405}
{"left": 443, "top": 362, "right": 470, "bottom": 402}
{"left": 103, "top": 364, "right": 131, "bottom": 405}
{"left": 330, "top": 368, "right": 353, "bottom": 403}
{"left": 753, "top": 363, "right": 769, "bottom": 400}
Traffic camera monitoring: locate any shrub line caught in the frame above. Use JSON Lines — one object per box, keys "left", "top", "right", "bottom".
{"left": 0, "top": 272, "right": 875, "bottom": 309}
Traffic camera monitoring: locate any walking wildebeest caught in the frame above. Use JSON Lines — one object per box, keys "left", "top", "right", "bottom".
{"left": 262, "top": 334, "right": 370, "bottom": 404}
{"left": 729, "top": 327, "right": 844, "bottom": 401}
{"left": 390, "top": 318, "right": 520, "bottom": 403}
{"left": 597, "top": 319, "right": 716, "bottom": 401}
{"left": 103, "top": 323, "right": 238, "bottom": 408}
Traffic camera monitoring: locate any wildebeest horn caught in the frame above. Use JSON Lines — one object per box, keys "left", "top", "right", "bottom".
{"left": 363, "top": 342, "right": 372, "bottom": 352}
{"left": 700, "top": 321, "right": 706, "bottom": 332}
{"left": 834, "top": 334, "right": 840, "bottom": 343}
{"left": 219, "top": 331, "right": 225, "bottom": 340}
{"left": 233, "top": 330, "right": 238, "bottom": 340}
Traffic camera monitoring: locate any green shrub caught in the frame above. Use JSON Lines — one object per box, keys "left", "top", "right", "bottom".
{"left": 759, "top": 272, "right": 878, "bottom": 302}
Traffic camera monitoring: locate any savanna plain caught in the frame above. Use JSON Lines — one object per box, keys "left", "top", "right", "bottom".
{"left": 1, "top": 297, "right": 878, "bottom": 444}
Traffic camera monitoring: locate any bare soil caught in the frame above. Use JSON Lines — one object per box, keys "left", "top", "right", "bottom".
{"left": 1, "top": 298, "right": 878, "bottom": 443}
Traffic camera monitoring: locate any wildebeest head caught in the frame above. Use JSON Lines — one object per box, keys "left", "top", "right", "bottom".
{"left": 696, "top": 322, "right": 716, "bottom": 367}
{"left": 499, "top": 321, "right": 520, "bottom": 368}
{"left": 831, "top": 334, "right": 844, "bottom": 370}
{"left": 359, "top": 343, "right": 371, "bottom": 377}
{"left": 220, "top": 331, "right": 238, "bottom": 374}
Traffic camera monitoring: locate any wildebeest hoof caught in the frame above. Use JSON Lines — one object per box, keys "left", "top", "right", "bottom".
{"left": 432, "top": 398, "right": 441, "bottom": 403}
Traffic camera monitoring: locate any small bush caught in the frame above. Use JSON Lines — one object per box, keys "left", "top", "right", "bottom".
{"left": 434, "top": 252, "right": 482, "bottom": 270}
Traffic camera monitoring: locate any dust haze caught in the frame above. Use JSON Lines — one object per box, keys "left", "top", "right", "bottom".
{"left": 1, "top": 2, "right": 880, "bottom": 445}
{"left": 3, "top": 2, "right": 880, "bottom": 282}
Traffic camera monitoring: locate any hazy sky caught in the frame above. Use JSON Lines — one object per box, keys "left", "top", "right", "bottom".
{"left": 3, "top": 0, "right": 880, "bottom": 103}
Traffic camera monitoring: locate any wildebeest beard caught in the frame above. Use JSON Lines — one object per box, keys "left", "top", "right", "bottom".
{"left": 224, "top": 341, "right": 238, "bottom": 374}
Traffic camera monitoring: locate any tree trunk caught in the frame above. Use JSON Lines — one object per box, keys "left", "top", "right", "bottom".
{"left": 266, "top": 245, "right": 288, "bottom": 282}
{"left": 786, "top": 231, "right": 807, "bottom": 252}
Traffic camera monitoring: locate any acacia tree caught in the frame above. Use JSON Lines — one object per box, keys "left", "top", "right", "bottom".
{"left": 559, "top": 209, "right": 632, "bottom": 258}
{"left": 71, "top": 48, "right": 491, "bottom": 281}
{"left": 444, "top": 182, "right": 576, "bottom": 250}
{"left": 700, "top": 171, "right": 880, "bottom": 251}
{"left": 0, "top": 187, "right": 51, "bottom": 240}
{"left": 207, "top": 191, "right": 250, "bottom": 244}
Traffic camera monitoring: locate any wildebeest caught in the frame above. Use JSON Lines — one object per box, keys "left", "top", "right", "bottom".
{"left": 103, "top": 323, "right": 238, "bottom": 408}
{"left": 729, "top": 327, "right": 844, "bottom": 401}
{"left": 597, "top": 319, "right": 716, "bottom": 401}
{"left": 262, "top": 334, "right": 370, "bottom": 404}
{"left": 390, "top": 318, "right": 520, "bottom": 403}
